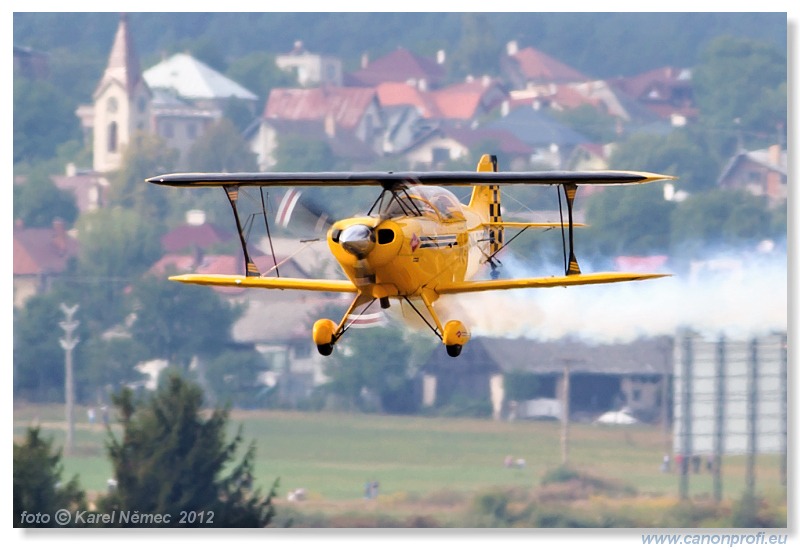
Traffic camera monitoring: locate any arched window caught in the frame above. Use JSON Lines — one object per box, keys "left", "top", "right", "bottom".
{"left": 107, "top": 122, "right": 118, "bottom": 152}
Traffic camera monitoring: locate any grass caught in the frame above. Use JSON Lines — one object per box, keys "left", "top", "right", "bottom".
{"left": 13, "top": 403, "right": 787, "bottom": 526}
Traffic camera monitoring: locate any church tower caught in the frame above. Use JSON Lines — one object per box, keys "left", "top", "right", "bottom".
{"left": 92, "top": 14, "right": 152, "bottom": 173}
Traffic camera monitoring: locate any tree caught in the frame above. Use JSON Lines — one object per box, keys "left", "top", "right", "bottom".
{"left": 13, "top": 167, "right": 79, "bottom": 228}
{"left": 128, "top": 275, "right": 243, "bottom": 371}
{"left": 670, "top": 189, "right": 775, "bottom": 259}
{"left": 609, "top": 130, "right": 719, "bottom": 193}
{"left": 583, "top": 183, "right": 675, "bottom": 263}
{"left": 186, "top": 118, "right": 259, "bottom": 172}
{"left": 13, "top": 291, "right": 80, "bottom": 402}
{"left": 693, "top": 36, "right": 786, "bottom": 154}
{"left": 74, "top": 207, "right": 163, "bottom": 329}
{"left": 13, "top": 77, "right": 80, "bottom": 165}
{"left": 14, "top": 427, "right": 86, "bottom": 527}
{"left": 99, "top": 374, "right": 276, "bottom": 527}
{"left": 225, "top": 51, "right": 295, "bottom": 102}
{"left": 202, "top": 349, "right": 271, "bottom": 410}
{"left": 108, "top": 132, "right": 179, "bottom": 221}
{"left": 323, "top": 324, "right": 417, "bottom": 413}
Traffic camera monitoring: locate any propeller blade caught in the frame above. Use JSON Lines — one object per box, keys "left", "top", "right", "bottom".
{"left": 276, "top": 188, "right": 333, "bottom": 236}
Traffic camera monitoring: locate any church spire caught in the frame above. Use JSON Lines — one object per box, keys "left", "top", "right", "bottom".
{"left": 94, "top": 13, "right": 143, "bottom": 99}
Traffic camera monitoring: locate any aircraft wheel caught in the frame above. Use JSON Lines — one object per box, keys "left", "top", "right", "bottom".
{"left": 446, "top": 344, "right": 462, "bottom": 358}
{"left": 317, "top": 343, "right": 334, "bottom": 356}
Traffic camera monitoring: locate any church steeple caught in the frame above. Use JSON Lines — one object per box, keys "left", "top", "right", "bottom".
{"left": 91, "top": 13, "right": 152, "bottom": 173}
{"left": 94, "top": 13, "right": 144, "bottom": 100}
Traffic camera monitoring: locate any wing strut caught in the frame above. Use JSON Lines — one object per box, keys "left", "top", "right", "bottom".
{"left": 224, "top": 185, "right": 261, "bottom": 277}
{"left": 563, "top": 183, "right": 581, "bottom": 276}
{"left": 259, "top": 189, "right": 280, "bottom": 277}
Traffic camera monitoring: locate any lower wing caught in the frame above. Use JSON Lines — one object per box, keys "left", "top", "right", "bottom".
{"left": 169, "top": 274, "right": 357, "bottom": 293}
{"left": 435, "top": 272, "right": 669, "bottom": 295}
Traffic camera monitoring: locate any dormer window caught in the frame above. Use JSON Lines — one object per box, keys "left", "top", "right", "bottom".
{"left": 107, "top": 97, "right": 118, "bottom": 113}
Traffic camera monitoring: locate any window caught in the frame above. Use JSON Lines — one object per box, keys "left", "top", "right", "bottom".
{"left": 107, "top": 122, "right": 118, "bottom": 152}
{"left": 162, "top": 122, "right": 174, "bottom": 139}
{"left": 107, "top": 97, "right": 118, "bottom": 113}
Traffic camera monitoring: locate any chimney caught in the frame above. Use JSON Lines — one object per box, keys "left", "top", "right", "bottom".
{"left": 506, "top": 41, "right": 519, "bottom": 56}
{"left": 436, "top": 49, "right": 446, "bottom": 65}
{"left": 361, "top": 52, "right": 369, "bottom": 69}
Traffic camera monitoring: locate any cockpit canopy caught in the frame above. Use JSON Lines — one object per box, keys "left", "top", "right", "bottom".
{"left": 381, "top": 186, "right": 465, "bottom": 221}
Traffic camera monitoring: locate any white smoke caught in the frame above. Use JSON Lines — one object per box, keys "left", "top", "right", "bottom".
{"left": 437, "top": 249, "right": 788, "bottom": 344}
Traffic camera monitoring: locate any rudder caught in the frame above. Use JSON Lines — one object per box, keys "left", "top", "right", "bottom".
{"left": 469, "top": 154, "right": 503, "bottom": 256}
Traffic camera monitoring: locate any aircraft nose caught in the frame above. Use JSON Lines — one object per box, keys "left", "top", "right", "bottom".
{"left": 339, "top": 224, "right": 375, "bottom": 259}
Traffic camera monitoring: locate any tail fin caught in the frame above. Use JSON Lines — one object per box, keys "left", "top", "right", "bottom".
{"left": 469, "top": 154, "right": 503, "bottom": 255}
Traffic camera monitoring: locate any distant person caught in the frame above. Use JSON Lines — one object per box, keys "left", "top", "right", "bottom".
{"left": 87, "top": 407, "right": 96, "bottom": 425}
{"left": 661, "top": 454, "right": 671, "bottom": 473}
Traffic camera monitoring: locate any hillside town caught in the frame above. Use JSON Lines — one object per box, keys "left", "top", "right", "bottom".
{"left": 13, "top": 14, "right": 787, "bottom": 422}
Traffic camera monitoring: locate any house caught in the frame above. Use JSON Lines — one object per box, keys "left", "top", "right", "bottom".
{"left": 76, "top": 15, "right": 258, "bottom": 173}
{"left": 50, "top": 164, "right": 109, "bottom": 213}
{"left": 422, "top": 335, "right": 673, "bottom": 423}
{"left": 255, "top": 86, "right": 385, "bottom": 164}
{"left": 13, "top": 219, "right": 79, "bottom": 308}
{"left": 160, "top": 210, "right": 234, "bottom": 254}
{"left": 276, "top": 40, "right": 343, "bottom": 87}
{"left": 346, "top": 47, "right": 445, "bottom": 90}
{"left": 483, "top": 105, "right": 591, "bottom": 168}
{"left": 500, "top": 41, "right": 590, "bottom": 91}
{"left": 609, "top": 66, "right": 698, "bottom": 126}
{"left": 717, "top": 144, "right": 787, "bottom": 205}
{"left": 399, "top": 125, "right": 534, "bottom": 170}
{"left": 143, "top": 52, "right": 259, "bottom": 111}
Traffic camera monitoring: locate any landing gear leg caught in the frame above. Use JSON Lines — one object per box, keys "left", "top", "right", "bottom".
{"left": 312, "top": 293, "right": 374, "bottom": 356}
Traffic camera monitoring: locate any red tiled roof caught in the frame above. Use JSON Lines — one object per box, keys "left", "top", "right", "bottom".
{"left": 264, "top": 86, "right": 376, "bottom": 130}
{"left": 160, "top": 222, "right": 233, "bottom": 252}
{"left": 13, "top": 221, "right": 79, "bottom": 276}
{"left": 510, "top": 47, "right": 588, "bottom": 83}
{"left": 376, "top": 82, "right": 437, "bottom": 117}
{"left": 347, "top": 47, "right": 444, "bottom": 87}
{"left": 378, "top": 78, "right": 507, "bottom": 120}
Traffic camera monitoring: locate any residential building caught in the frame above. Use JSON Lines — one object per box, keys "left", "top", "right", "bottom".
{"left": 346, "top": 47, "right": 445, "bottom": 90}
{"left": 13, "top": 219, "right": 79, "bottom": 308}
{"left": 717, "top": 144, "right": 787, "bottom": 205}
{"left": 500, "top": 41, "right": 589, "bottom": 91}
{"left": 422, "top": 336, "right": 673, "bottom": 423}
{"left": 276, "top": 40, "right": 343, "bottom": 87}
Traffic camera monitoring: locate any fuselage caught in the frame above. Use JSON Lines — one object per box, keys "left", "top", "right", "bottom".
{"left": 327, "top": 186, "right": 488, "bottom": 301}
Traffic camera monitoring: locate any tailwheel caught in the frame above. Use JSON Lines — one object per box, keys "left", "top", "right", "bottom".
{"left": 312, "top": 318, "right": 338, "bottom": 356}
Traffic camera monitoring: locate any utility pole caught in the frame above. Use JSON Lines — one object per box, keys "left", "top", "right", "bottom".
{"left": 561, "top": 362, "right": 570, "bottom": 466}
{"left": 713, "top": 335, "right": 726, "bottom": 503}
{"left": 59, "top": 304, "right": 80, "bottom": 455}
{"left": 745, "top": 337, "right": 758, "bottom": 497}
{"left": 678, "top": 331, "right": 693, "bottom": 501}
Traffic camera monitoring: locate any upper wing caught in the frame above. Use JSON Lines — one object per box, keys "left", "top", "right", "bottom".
{"left": 148, "top": 170, "right": 674, "bottom": 190}
{"left": 435, "top": 272, "right": 669, "bottom": 295}
{"left": 169, "top": 274, "right": 357, "bottom": 293}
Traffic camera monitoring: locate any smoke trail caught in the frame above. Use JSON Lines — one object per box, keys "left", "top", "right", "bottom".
{"left": 437, "top": 250, "right": 787, "bottom": 344}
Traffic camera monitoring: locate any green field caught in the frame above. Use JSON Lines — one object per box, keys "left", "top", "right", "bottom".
{"left": 14, "top": 403, "right": 787, "bottom": 526}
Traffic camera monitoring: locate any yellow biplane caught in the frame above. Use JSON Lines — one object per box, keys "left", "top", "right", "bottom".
{"left": 148, "top": 154, "right": 672, "bottom": 357}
